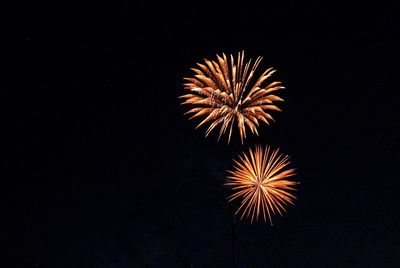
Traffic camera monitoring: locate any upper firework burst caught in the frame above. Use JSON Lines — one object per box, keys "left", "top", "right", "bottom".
{"left": 180, "top": 51, "right": 285, "bottom": 144}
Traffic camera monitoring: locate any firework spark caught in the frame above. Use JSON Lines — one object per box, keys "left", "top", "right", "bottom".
{"left": 225, "top": 145, "right": 299, "bottom": 224}
{"left": 180, "top": 51, "right": 285, "bottom": 143}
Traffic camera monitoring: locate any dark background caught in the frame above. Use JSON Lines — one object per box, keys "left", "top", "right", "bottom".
{"left": 3, "top": 1, "right": 399, "bottom": 267}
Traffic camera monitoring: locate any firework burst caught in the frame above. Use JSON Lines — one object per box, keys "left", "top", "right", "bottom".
{"left": 225, "top": 145, "right": 299, "bottom": 224}
{"left": 179, "top": 51, "right": 285, "bottom": 143}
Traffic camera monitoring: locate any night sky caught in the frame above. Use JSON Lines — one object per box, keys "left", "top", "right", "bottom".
{"left": 3, "top": 1, "right": 400, "bottom": 267}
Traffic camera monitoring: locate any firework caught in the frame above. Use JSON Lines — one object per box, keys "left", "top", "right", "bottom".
{"left": 225, "top": 145, "right": 299, "bottom": 224}
{"left": 180, "top": 51, "right": 284, "bottom": 143}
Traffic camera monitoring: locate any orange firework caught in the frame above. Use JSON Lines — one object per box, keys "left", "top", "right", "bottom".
{"left": 180, "top": 51, "right": 285, "bottom": 143}
{"left": 225, "top": 145, "right": 299, "bottom": 224}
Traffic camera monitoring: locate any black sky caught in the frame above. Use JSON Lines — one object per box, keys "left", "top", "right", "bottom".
{"left": 3, "top": 1, "right": 400, "bottom": 267}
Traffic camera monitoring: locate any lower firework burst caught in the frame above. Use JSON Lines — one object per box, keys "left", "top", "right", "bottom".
{"left": 225, "top": 145, "right": 299, "bottom": 225}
